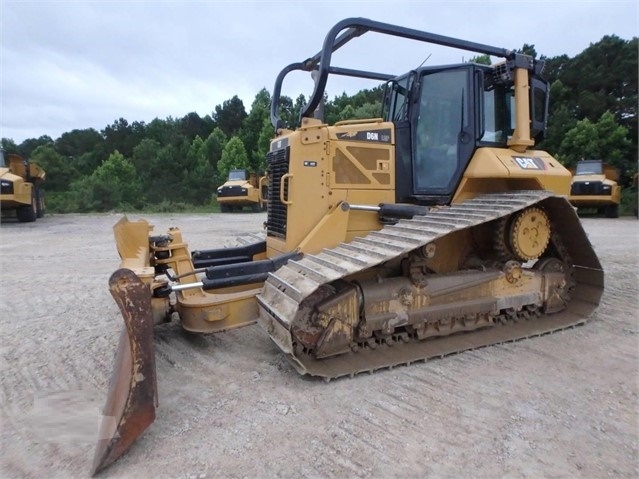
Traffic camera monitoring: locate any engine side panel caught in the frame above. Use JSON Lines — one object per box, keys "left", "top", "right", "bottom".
{"left": 266, "top": 119, "right": 396, "bottom": 257}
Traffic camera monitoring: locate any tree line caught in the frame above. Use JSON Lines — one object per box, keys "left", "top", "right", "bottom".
{"left": 1, "top": 34, "right": 636, "bottom": 213}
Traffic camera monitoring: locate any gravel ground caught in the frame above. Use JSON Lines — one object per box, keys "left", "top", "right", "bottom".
{"left": 1, "top": 212, "right": 637, "bottom": 479}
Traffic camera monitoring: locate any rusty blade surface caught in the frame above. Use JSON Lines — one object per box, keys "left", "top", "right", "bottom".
{"left": 92, "top": 269, "right": 158, "bottom": 476}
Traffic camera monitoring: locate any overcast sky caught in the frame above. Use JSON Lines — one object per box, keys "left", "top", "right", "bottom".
{"left": 1, "top": 0, "right": 637, "bottom": 144}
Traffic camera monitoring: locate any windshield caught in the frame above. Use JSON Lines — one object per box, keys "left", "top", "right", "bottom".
{"left": 575, "top": 161, "right": 603, "bottom": 175}
{"left": 228, "top": 170, "right": 247, "bottom": 181}
{"left": 0, "top": 150, "right": 5, "bottom": 168}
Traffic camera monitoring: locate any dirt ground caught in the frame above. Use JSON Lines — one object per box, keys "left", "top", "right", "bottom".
{"left": 0, "top": 212, "right": 637, "bottom": 479}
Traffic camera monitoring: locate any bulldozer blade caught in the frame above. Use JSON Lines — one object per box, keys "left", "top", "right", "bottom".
{"left": 91, "top": 269, "right": 158, "bottom": 475}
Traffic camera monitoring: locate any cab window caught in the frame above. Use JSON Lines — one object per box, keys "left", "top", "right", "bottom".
{"left": 414, "top": 69, "right": 468, "bottom": 191}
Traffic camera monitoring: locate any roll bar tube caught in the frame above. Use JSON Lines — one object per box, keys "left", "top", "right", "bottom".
{"left": 270, "top": 17, "right": 515, "bottom": 130}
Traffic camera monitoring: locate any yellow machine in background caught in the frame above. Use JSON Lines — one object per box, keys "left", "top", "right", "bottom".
{"left": 569, "top": 159, "right": 621, "bottom": 217}
{"left": 92, "top": 18, "right": 603, "bottom": 475}
{"left": 0, "top": 149, "right": 46, "bottom": 222}
{"left": 216, "top": 169, "right": 267, "bottom": 212}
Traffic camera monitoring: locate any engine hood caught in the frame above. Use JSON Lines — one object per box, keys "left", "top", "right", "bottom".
{"left": 0, "top": 167, "right": 23, "bottom": 183}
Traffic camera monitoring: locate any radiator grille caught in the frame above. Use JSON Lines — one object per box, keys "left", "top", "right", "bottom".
{"left": 571, "top": 181, "right": 607, "bottom": 196}
{"left": 218, "top": 185, "right": 247, "bottom": 197}
{"left": 0, "top": 180, "right": 14, "bottom": 195}
{"left": 267, "top": 147, "right": 290, "bottom": 238}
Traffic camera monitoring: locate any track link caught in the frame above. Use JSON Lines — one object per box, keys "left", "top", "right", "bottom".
{"left": 257, "top": 191, "right": 604, "bottom": 379}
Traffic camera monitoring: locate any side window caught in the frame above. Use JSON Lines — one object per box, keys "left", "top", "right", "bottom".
{"left": 530, "top": 78, "right": 548, "bottom": 140}
{"left": 480, "top": 82, "right": 510, "bottom": 143}
{"left": 385, "top": 77, "right": 409, "bottom": 122}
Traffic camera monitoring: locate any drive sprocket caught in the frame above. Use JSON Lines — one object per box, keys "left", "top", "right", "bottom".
{"left": 494, "top": 207, "right": 552, "bottom": 262}
{"left": 509, "top": 207, "right": 551, "bottom": 261}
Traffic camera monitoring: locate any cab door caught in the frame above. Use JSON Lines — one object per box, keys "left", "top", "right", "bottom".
{"left": 412, "top": 67, "right": 475, "bottom": 201}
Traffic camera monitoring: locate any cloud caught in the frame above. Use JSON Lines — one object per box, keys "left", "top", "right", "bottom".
{"left": 1, "top": 0, "right": 637, "bottom": 143}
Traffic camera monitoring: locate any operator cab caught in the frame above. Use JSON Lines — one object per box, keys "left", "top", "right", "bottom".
{"left": 386, "top": 62, "right": 534, "bottom": 206}
{"left": 270, "top": 17, "right": 549, "bottom": 208}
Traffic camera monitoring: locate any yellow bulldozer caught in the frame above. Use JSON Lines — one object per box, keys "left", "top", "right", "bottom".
{"left": 92, "top": 18, "right": 603, "bottom": 474}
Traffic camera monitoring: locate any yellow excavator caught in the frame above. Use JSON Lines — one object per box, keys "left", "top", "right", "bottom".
{"left": 92, "top": 18, "right": 604, "bottom": 475}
